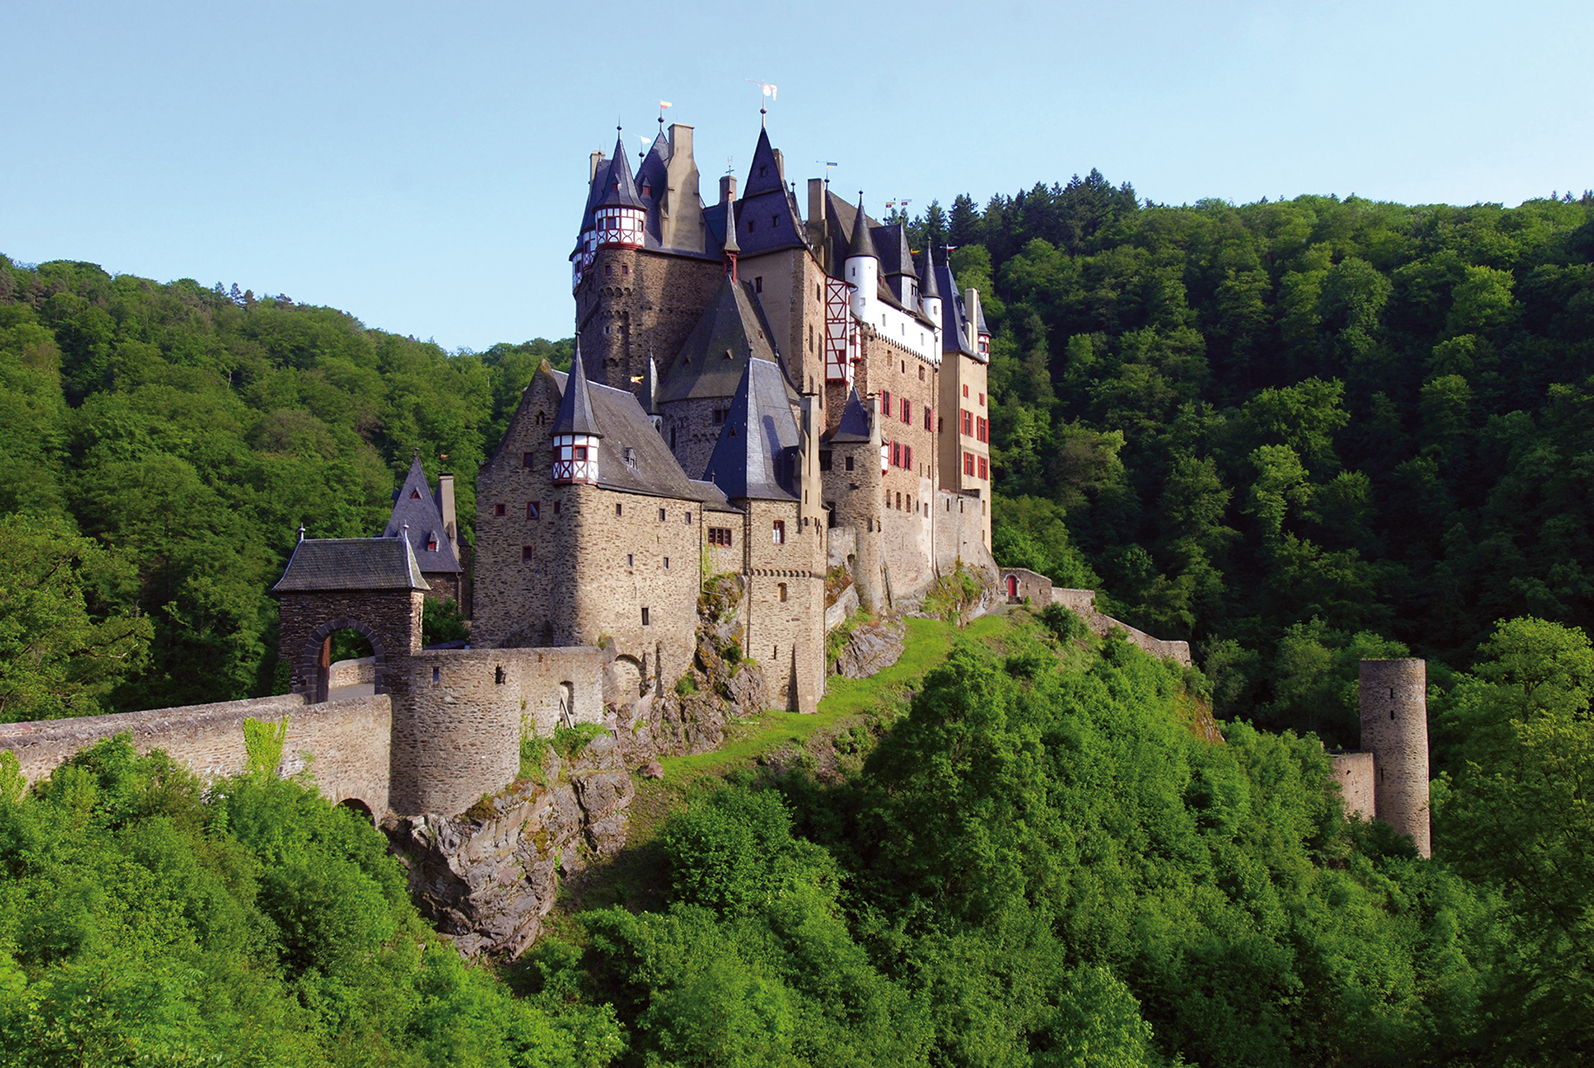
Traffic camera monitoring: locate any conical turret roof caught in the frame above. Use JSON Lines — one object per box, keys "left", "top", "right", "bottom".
{"left": 553, "top": 342, "right": 601, "bottom": 435}
{"left": 595, "top": 132, "right": 646, "bottom": 210}
{"left": 919, "top": 242, "right": 940, "bottom": 299}
{"left": 847, "top": 195, "right": 878, "bottom": 261}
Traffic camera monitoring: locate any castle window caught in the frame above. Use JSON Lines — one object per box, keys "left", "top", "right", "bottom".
{"left": 924, "top": 407, "right": 933, "bottom": 431}
{"left": 772, "top": 520, "right": 786, "bottom": 545}
{"left": 574, "top": 445, "right": 588, "bottom": 460}
{"left": 772, "top": 215, "right": 778, "bottom": 227}
{"left": 905, "top": 445, "right": 913, "bottom": 468}
{"left": 897, "top": 492, "right": 902, "bottom": 510}
{"left": 659, "top": 508, "right": 667, "bottom": 522}
{"left": 642, "top": 607, "right": 651, "bottom": 626}
{"left": 495, "top": 666, "right": 505, "bottom": 685}
{"left": 410, "top": 489, "right": 422, "bottom": 499}
{"left": 627, "top": 553, "right": 634, "bottom": 568}
{"left": 820, "top": 451, "right": 832, "bottom": 472}
{"left": 624, "top": 446, "right": 636, "bottom": 467}
{"left": 919, "top": 365, "right": 925, "bottom": 381}
{"left": 605, "top": 265, "right": 612, "bottom": 276}
{"left": 962, "top": 409, "right": 973, "bottom": 436}
{"left": 881, "top": 390, "right": 891, "bottom": 416}
{"left": 901, "top": 360, "right": 906, "bottom": 373}
{"left": 845, "top": 455, "right": 854, "bottom": 471}
{"left": 902, "top": 399, "right": 911, "bottom": 424}
{"left": 685, "top": 511, "right": 693, "bottom": 525}
{"left": 754, "top": 276, "right": 763, "bottom": 293}
{"left": 978, "top": 457, "right": 989, "bottom": 480}
{"left": 747, "top": 218, "right": 755, "bottom": 231}
{"left": 616, "top": 503, "right": 622, "bottom": 516}
{"left": 495, "top": 502, "right": 506, "bottom": 517}
{"left": 963, "top": 384, "right": 969, "bottom": 398}
{"left": 778, "top": 583, "right": 787, "bottom": 602}
{"left": 892, "top": 442, "right": 901, "bottom": 467}
{"left": 426, "top": 533, "right": 438, "bottom": 551}
{"left": 979, "top": 392, "right": 985, "bottom": 406}
{"left": 432, "top": 666, "right": 440, "bottom": 685}
{"left": 664, "top": 557, "right": 671, "bottom": 570}
{"left": 536, "top": 411, "right": 545, "bottom": 426}
{"left": 670, "top": 426, "right": 677, "bottom": 448}
{"left": 773, "top": 645, "right": 778, "bottom": 659}
{"left": 522, "top": 545, "right": 534, "bottom": 563}
{"left": 709, "top": 526, "right": 732, "bottom": 546}
{"left": 621, "top": 264, "right": 629, "bottom": 276}
{"left": 523, "top": 452, "right": 534, "bottom": 467}
{"left": 965, "top": 452, "right": 975, "bottom": 476}
{"left": 553, "top": 500, "right": 561, "bottom": 515}
{"left": 527, "top": 501, "right": 540, "bottom": 519}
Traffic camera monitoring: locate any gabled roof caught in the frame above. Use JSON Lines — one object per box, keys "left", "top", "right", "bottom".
{"left": 825, "top": 388, "right": 873, "bottom": 444}
{"left": 658, "top": 277, "right": 793, "bottom": 404}
{"left": 544, "top": 366, "right": 726, "bottom": 503}
{"left": 702, "top": 357, "right": 800, "bottom": 501}
{"left": 553, "top": 343, "right": 600, "bottom": 435}
{"left": 272, "top": 537, "right": 430, "bottom": 593}
{"left": 936, "top": 264, "right": 977, "bottom": 356}
{"left": 382, "top": 454, "right": 463, "bottom": 573}
{"left": 595, "top": 132, "right": 646, "bottom": 210}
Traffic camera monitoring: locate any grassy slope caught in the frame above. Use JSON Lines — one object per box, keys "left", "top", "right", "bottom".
{"left": 555, "top": 612, "right": 1021, "bottom": 920}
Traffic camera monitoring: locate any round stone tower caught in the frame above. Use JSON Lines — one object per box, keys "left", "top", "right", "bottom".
{"left": 1359, "top": 658, "right": 1431, "bottom": 857}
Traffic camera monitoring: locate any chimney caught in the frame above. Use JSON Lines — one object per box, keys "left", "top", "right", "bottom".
{"left": 773, "top": 148, "right": 784, "bottom": 181}
{"left": 435, "top": 474, "right": 458, "bottom": 554}
{"left": 589, "top": 150, "right": 606, "bottom": 182}
{"left": 808, "top": 178, "right": 826, "bottom": 229}
{"left": 668, "top": 123, "right": 692, "bottom": 159}
{"left": 965, "top": 288, "right": 981, "bottom": 349}
{"left": 720, "top": 174, "right": 737, "bottom": 204}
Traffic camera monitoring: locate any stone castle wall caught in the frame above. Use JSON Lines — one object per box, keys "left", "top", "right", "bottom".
{"left": 328, "top": 657, "right": 376, "bottom": 689}
{"left": 0, "top": 693, "right": 392, "bottom": 815}
{"left": 578, "top": 246, "right": 724, "bottom": 399}
{"left": 934, "top": 490, "right": 997, "bottom": 575}
{"left": 1330, "top": 750, "right": 1376, "bottom": 819}
{"left": 390, "top": 646, "right": 605, "bottom": 817}
{"left": 1360, "top": 659, "right": 1431, "bottom": 857}
{"left": 741, "top": 498, "right": 826, "bottom": 713}
{"left": 1000, "top": 570, "right": 1194, "bottom": 667}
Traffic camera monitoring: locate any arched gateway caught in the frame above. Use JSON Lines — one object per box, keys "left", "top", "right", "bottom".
{"left": 271, "top": 536, "right": 429, "bottom": 703}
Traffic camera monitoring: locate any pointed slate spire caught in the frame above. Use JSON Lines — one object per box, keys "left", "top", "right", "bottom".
{"left": 742, "top": 126, "right": 785, "bottom": 198}
{"left": 847, "top": 194, "right": 878, "bottom": 261}
{"left": 596, "top": 131, "right": 646, "bottom": 209}
{"left": 702, "top": 357, "right": 800, "bottom": 500}
{"left": 553, "top": 342, "right": 601, "bottom": 436}
{"left": 919, "top": 240, "right": 940, "bottom": 299}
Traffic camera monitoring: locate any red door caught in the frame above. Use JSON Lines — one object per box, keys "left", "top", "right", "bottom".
{"left": 1006, "top": 575, "right": 1018, "bottom": 599}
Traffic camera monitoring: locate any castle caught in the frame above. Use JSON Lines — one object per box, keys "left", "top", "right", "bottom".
{"left": 0, "top": 118, "right": 1431, "bottom": 862}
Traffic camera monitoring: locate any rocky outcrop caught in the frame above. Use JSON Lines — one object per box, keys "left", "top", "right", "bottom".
{"left": 833, "top": 615, "right": 905, "bottom": 679}
{"left": 385, "top": 733, "right": 633, "bottom": 959}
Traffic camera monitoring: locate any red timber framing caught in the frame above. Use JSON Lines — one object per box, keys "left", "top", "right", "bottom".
{"left": 824, "top": 277, "right": 854, "bottom": 384}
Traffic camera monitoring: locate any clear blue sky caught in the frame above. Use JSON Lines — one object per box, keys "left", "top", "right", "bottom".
{"left": 4, "top": 0, "right": 1590, "bottom": 349}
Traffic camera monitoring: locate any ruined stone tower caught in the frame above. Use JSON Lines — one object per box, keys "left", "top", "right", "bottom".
{"left": 1359, "top": 658, "right": 1431, "bottom": 858}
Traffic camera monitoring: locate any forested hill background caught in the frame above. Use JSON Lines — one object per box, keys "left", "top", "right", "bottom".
{"left": 0, "top": 256, "right": 570, "bottom": 717}
{"left": 3, "top": 181, "right": 1594, "bottom": 739}
{"left": 910, "top": 179, "right": 1594, "bottom": 747}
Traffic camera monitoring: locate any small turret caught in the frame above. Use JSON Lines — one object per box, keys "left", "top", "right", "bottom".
{"left": 594, "top": 130, "right": 646, "bottom": 250}
{"left": 919, "top": 242, "right": 943, "bottom": 341}
{"left": 722, "top": 197, "right": 740, "bottom": 281}
{"left": 552, "top": 343, "right": 602, "bottom": 484}
{"left": 845, "top": 194, "right": 879, "bottom": 324}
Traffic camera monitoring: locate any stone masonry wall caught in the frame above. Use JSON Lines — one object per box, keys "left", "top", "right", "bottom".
{"left": 1360, "top": 659, "right": 1431, "bottom": 858}
{"left": 277, "top": 587, "right": 424, "bottom": 701}
{"left": 823, "top": 437, "right": 885, "bottom": 611}
{"left": 1331, "top": 750, "right": 1376, "bottom": 820}
{"left": 934, "top": 489, "right": 998, "bottom": 576}
{"left": 0, "top": 693, "right": 392, "bottom": 814}
{"left": 999, "top": 569, "right": 1194, "bottom": 667}
{"left": 742, "top": 498, "right": 826, "bottom": 713}
{"left": 578, "top": 246, "right": 724, "bottom": 399}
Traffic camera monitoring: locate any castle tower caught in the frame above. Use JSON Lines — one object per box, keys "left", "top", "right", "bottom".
{"left": 552, "top": 343, "right": 601, "bottom": 485}
{"left": 845, "top": 194, "right": 879, "bottom": 325}
{"left": 1360, "top": 658, "right": 1431, "bottom": 858}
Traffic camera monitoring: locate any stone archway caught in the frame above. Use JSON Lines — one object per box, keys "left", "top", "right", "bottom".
{"left": 301, "top": 618, "right": 389, "bottom": 704}
{"left": 337, "top": 797, "right": 377, "bottom": 825}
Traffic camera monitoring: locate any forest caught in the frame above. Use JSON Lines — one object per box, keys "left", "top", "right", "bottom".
{"left": 2, "top": 180, "right": 1593, "bottom": 1065}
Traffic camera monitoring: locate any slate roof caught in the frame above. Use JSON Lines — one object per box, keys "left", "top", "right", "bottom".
{"left": 544, "top": 366, "right": 727, "bottom": 504}
{"left": 702, "top": 357, "right": 801, "bottom": 501}
{"left": 595, "top": 132, "right": 646, "bottom": 210}
{"left": 553, "top": 343, "right": 600, "bottom": 435}
{"left": 825, "top": 388, "right": 874, "bottom": 444}
{"left": 658, "top": 277, "right": 794, "bottom": 404}
{"left": 920, "top": 242, "right": 940, "bottom": 298}
{"left": 937, "top": 263, "right": 977, "bottom": 356}
{"left": 272, "top": 537, "right": 430, "bottom": 593}
{"left": 382, "top": 455, "right": 462, "bottom": 574}
{"left": 846, "top": 195, "right": 879, "bottom": 261}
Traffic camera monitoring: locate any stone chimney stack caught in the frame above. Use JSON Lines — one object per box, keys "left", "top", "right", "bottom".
{"left": 589, "top": 150, "right": 606, "bottom": 182}
{"left": 1360, "top": 658, "right": 1431, "bottom": 858}
{"left": 435, "top": 473, "right": 458, "bottom": 556}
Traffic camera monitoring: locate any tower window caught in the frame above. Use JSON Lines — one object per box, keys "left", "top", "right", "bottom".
{"left": 616, "top": 503, "right": 623, "bottom": 516}
{"left": 778, "top": 583, "right": 788, "bottom": 602}
{"left": 627, "top": 553, "right": 634, "bottom": 568}
{"left": 553, "top": 500, "right": 561, "bottom": 515}
{"left": 659, "top": 508, "right": 667, "bottom": 522}
{"left": 919, "top": 365, "right": 925, "bottom": 381}
{"left": 709, "top": 526, "right": 732, "bottom": 546}
{"left": 963, "top": 384, "right": 969, "bottom": 398}
{"left": 641, "top": 607, "right": 651, "bottom": 626}
{"left": 426, "top": 534, "right": 438, "bottom": 551}
{"left": 664, "top": 557, "right": 671, "bottom": 570}
{"left": 772, "top": 520, "right": 786, "bottom": 545}
{"left": 747, "top": 218, "right": 756, "bottom": 231}
{"left": 754, "top": 276, "right": 763, "bottom": 293}
{"left": 523, "top": 452, "right": 534, "bottom": 467}
{"left": 527, "top": 501, "right": 540, "bottom": 519}
{"left": 621, "top": 264, "right": 629, "bottom": 276}
{"left": 684, "top": 511, "right": 693, "bottom": 525}
{"left": 495, "top": 502, "right": 506, "bottom": 516}
{"left": 495, "top": 666, "right": 505, "bottom": 684}
{"left": 522, "top": 545, "right": 534, "bottom": 563}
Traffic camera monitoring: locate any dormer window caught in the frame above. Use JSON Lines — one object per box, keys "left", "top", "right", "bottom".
{"left": 641, "top": 181, "right": 651, "bottom": 197}
{"left": 426, "top": 533, "right": 438, "bottom": 551}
